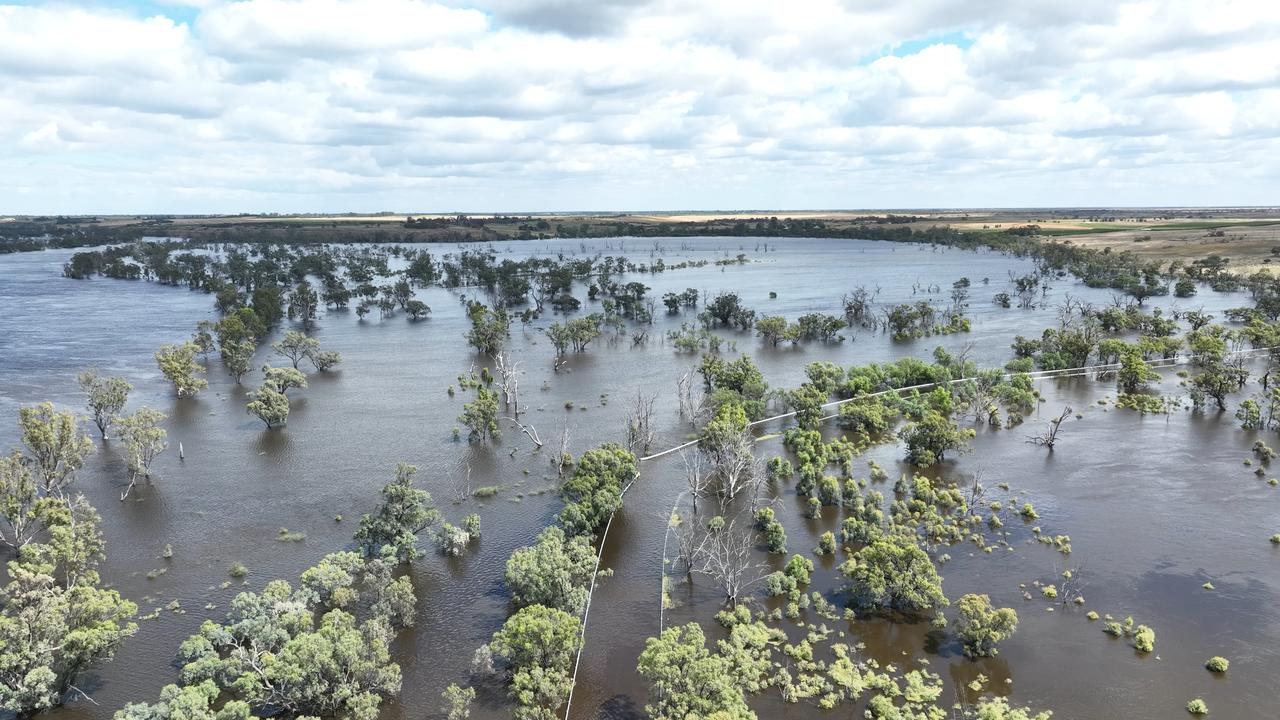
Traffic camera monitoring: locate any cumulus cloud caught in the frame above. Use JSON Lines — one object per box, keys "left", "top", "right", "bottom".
{"left": 0, "top": 0, "right": 1278, "bottom": 212}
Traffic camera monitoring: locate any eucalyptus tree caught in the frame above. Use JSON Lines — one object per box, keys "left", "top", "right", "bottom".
{"left": 155, "top": 342, "right": 208, "bottom": 397}
{"left": 0, "top": 494, "right": 138, "bottom": 718}
{"left": 245, "top": 386, "right": 290, "bottom": 428}
{"left": 18, "top": 403, "right": 95, "bottom": 494}
{"left": 76, "top": 369, "right": 132, "bottom": 440}
{"left": 124, "top": 553, "right": 412, "bottom": 720}
{"left": 504, "top": 526, "right": 595, "bottom": 614}
{"left": 841, "top": 535, "right": 947, "bottom": 614}
{"left": 459, "top": 387, "right": 500, "bottom": 442}
{"left": 116, "top": 407, "right": 168, "bottom": 500}
{"left": 221, "top": 338, "right": 256, "bottom": 383}
{"left": 354, "top": 463, "right": 441, "bottom": 562}
{"left": 271, "top": 330, "right": 319, "bottom": 369}
{"left": 262, "top": 365, "right": 308, "bottom": 395}
{"left": 0, "top": 452, "right": 41, "bottom": 551}
{"left": 286, "top": 279, "right": 319, "bottom": 328}
{"left": 465, "top": 302, "right": 509, "bottom": 355}
{"left": 636, "top": 623, "right": 754, "bottom": 720}
{"left": 489, "top": 604, "right": 580, "bottom": 720}
{"left": 953, "top": 593, "right": 1018, "bottom": 658}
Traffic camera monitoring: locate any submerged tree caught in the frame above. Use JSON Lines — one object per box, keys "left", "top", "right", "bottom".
{"left": 504, "top": 526, "right": 595, "bottom": 614}
{"left": 18, "top": 403, "right": 95, "bottom": 494}
{"left": 221, "top": 338, "right": 256, "bottom": 384}
{"left": 272, "top": 330, "right": 319, "bottom": 370}
{"left": 465, "top": 303, "right": 509, "bottom": 355}
{"left": 953, "top": 593, "right": 1018, "bottom": 658}
{"left": 899, "top": 411, "right": 972, "bottom": 467}
{"left": 245, "top": 386, "right": 290, "bottom": 428}
{"left": 0, "top": 495, "right": 138, "bottom": 718}
{"left": 459, "top": 386, "right": 500, "bottom": 443}
{"left": 636, "top": 622, "right": 755, "bottom": 720}
{"left": 354, "top": 463, "right": 441, "bottom": 562}
{"left": 842, "top": 535, "right": 947, "bottom": 615}
{"left": 262, "top": 365, "right": 308, "bottom": 395}
{"left": 489, "top": 604, "right": 581, "bottom": 720}
{"left": 155, "top": 342, "right": 208, "bottom": 398}
{"left": 76, "top": 369, "right": 131, "bottom": 440}
{"left": 115, "top": 407, "right": 168, "bottom": 500}
{"left": 286, "top": 280, "right": 319, "bottom": 329}
{"left": 128, "top": 553, "right": 412, "bottom": 720}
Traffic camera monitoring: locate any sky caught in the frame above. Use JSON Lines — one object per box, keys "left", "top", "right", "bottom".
{"left": 2, "top": 0, "right": 1279, "bottom": 214}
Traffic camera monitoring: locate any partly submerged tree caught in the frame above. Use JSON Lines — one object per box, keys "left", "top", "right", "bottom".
{"left": 245, "top": 386, "right": 290, "bottom": 428}
{"left": 272, "top": 330, "right": 319, "bottom": 370}
{"left": 286, "top": 280, "right": 319, "bottom": 329}
{"left": 155, "top": 342, "right": 208, "bottom": 398}
{"left": 841, "top": 535, "right": 947, "bottom": 615}
{"left": 76, "top": 369, "right": 131, "bottom": 440}
{"left": 18, "top": 403, "right": 95, "bottom": 494}
{"left": 0, "top": 495, "right": 138, "bottom": 718}
{"left": 115, "top": 407, "right": 168, "bottom": 500}
{"left": 504, "top": 526, "right": 595, "bottom": 614}
{"left": 635, "top": 622, "right": 754, "bottom": 720}
{"left": 459, "top": 386, "right": 500, "bottom": 443}
{"left": 354, "top": 463, "right": 441, "bottom": 562}
{"left": 489, "top": 604, "right": 580, "bottom": 720}
{"left": 953, "top": 593, "right": 1018, "bottom": 658}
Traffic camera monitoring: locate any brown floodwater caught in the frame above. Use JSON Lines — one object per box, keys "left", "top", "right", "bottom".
{"left": 0, "top": 237, "right": 1273, "bottom": 720}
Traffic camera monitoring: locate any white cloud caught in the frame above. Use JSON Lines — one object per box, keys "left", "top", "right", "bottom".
{"left": 1, "top": 0, "right": 1279, "bottom": 212}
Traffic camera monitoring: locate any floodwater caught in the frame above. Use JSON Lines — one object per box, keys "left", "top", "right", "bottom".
{"left": 0, "top": 237, "right": 1275, "bottom": 720}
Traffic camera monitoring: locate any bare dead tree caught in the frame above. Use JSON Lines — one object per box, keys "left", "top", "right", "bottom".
{"left": 687, "top": 513, "right": 761, "bottom": 605}
{"left": 494, "top": 352, "right": 522, "bottom": 418}
{"left": 1028, "top": 406, "right": 1073, "bottom": 449}
{"left": 506, "top": 417, "right": 543, "bottom": 448}
{"left": 554, "top": 421, "right": 572, "bottom": 478}
{"left": 680, "top": 450, "right": 713, "bottom": 517}
{"left": 676, "top": 369, "right": 698, "bottom": 425}
{"left": 626, "top": 391, "right": 658, "bottom": 455}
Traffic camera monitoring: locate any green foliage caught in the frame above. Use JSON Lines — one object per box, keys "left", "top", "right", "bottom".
{"left": 245, "top": 386, "right": 290, "bottom": 428}
{"left": 440, "top": 683, "right": 475, "bottom": 720}
{"left": 1, "top": 495, "right": 138, "bottom": 718}
{"left": 505, "top": 527, "right": 596, "bottom": 614}
{"left": 753, "top": 507, "right": 787, "bottom": 554}
{"left": 17, "top": 402, "right": 95, "bottom": 493}
{"left": 465, "top": 302, "right": 510, "bottom": 355}
{"left": 490, "top": 605, "right": 581, "bottom": 720}
{"left": 899, "top": 411, "right": 972, "bottom": 467}
{"left": 1133, "top": 625, "right": 1155, "bottom": 653}
{"left": 1186, "top": 698, "right": 1208, "bottom": 715}
{"left": 459, "top": 386, "right": 500, "bottom": 442}
{"left": 636, "top": 623, "right": 755, "bottom": 720}
{"left": 155, "top": 342, "right": 208, "bottom": 397}
{"left": 271, "top": 330, "right": 319, "bottom": 369}
{"left": 557, "top": 443, "right": 636, "bottom": 537}
{"left": 116, "top": 407, "right": 168, "bottom": 480}
{"left": 262, "top": 364, "right": 308, "bottom": 395}
{"left": 354, "top": 464, "right": 441, "bottom": 562}
{"left": 841, "top": 535, "right": 947, "bottom": 614}
{"left": 953, "top": 594, "right": 1018, "bottom": 658}
{"left": 546, "top": 315, "right": 603, "bottom": 355}
{"left": 116, "top": 680, "right": 251, "bottom": 720}
{"left": 168, "top": 557, "right": 409, "bottom": 720}
{"left": 1205, "top": 656, "right": 1229, "bottom": 673}
{"left": 77, "top": 369, "right": 132, "bottom": 440}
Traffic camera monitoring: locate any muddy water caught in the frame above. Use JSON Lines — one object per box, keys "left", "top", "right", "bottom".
{"left": 0, "top": 238, "right": 1270, "bottom": 720}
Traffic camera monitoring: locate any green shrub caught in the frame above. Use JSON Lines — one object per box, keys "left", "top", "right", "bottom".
{"left": 1205, "top": 656, "right": 1229, "bottom": 673}
{"left": 1186, "top": 698, "right": 1208, "bottom": 715}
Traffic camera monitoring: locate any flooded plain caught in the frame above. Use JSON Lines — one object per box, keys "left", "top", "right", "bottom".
{"left": 1, "top": 237, "right": 1277, "bottom": 720}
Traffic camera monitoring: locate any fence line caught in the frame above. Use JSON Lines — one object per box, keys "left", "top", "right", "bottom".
{"left": 563, "top": 344, "right": 1274, "bottom": 719}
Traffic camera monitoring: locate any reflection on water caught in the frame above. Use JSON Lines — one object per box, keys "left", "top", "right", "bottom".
{"left": 0, "top": 238, "right": 1274, "bottom": 720}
